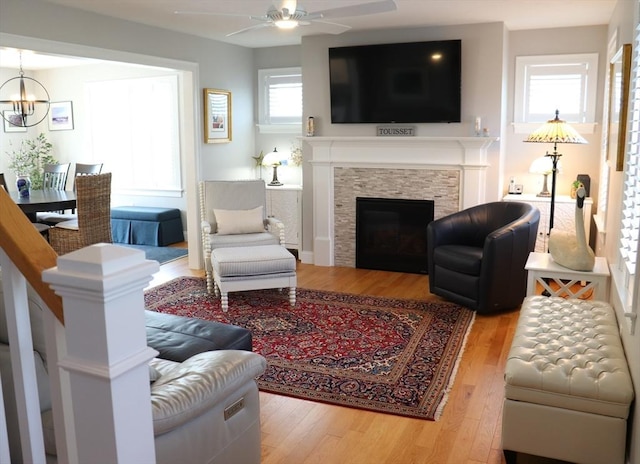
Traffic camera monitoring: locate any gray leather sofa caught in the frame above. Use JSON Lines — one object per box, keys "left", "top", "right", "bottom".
{"left": 0, "top": 278, "right": 265, "bottom": 463}
{"left": 426, "top": 201, "right": 540, "bottom": 314}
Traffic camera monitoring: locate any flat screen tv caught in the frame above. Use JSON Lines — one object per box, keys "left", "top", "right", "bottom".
{"left": 329, "top": 40, "right": 461, "bottom": 124}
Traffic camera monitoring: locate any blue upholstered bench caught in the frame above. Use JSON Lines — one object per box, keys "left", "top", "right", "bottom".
{"left": 111, "top": 206, "right": 184, "bottom": 246}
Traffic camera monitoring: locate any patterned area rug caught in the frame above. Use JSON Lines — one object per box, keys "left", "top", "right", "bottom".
{"left": 144, "top": 277, "right": 475, "bottom": 420}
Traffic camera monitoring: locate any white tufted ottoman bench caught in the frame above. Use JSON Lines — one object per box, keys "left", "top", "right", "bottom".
{"left": 502, "top": 296, "right": 634, "bottom": 464}
{"left": 211, "top": 245, "right": 296, "bottom": 312}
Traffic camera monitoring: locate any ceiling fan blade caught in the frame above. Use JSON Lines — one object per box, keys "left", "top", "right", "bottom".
{"left": 174, "top": 10, "right": 271, "bottom": 23}
{"left": 308, "top": 20, "right": 352, "bottom": 34}
{"left": 306, "top": 0, "right": 397, "bottom": 20}
{"left": 226, "top": 23, "right": 273, "bottom": 37}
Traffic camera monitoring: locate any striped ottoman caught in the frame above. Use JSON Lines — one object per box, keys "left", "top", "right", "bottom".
{"left": 211, "top": 245, "right": 297, "bottom": 312}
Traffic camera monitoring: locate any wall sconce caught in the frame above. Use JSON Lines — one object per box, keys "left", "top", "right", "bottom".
{"left": 262, "top": 147, "right": 285, "bottom": 186}
{"left": 0, "top": 52, "right": 50, "bottom": 128}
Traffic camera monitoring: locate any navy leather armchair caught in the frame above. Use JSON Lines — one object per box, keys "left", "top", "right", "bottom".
{"left": 427, "top": 201, "right": 540, "bottom": 314}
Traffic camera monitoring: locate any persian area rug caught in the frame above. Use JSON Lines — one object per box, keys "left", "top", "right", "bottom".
{"left": 144, "top": 277, "right": 475, "bottom": 420}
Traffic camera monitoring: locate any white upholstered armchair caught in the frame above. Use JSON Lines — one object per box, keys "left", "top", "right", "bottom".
{"left": 199, "top": 180, "right": 285, "bottom": 293}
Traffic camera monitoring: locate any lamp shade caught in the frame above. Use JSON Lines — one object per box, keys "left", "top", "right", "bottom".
{"left": 529, "top": 156, "right": 562, "bottom": 175}
{"left": 262, "top": 148, "right": 286, "bottom": 166}
{"left": 529, "top": 156, "right": 553, "bottom": 175}
{"left": 524, "top": 110, "right": 587, "bottom": 145}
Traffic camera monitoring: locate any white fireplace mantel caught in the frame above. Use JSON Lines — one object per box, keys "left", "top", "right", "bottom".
{"left": 302, "top": 135, "right": 499, "bottom": 266}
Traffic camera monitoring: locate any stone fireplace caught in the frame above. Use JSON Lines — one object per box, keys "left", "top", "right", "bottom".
{"left": 303, "top": 136, "right": 497, "bottom": 266}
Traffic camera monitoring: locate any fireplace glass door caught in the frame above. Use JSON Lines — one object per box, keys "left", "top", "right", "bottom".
{"left": 355, "top": 197, "right": 434, "bottom": 274}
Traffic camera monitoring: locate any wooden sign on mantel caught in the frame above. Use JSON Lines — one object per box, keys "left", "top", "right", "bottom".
{"left": 376, "top": 125, "right": 416, "bottom": 136}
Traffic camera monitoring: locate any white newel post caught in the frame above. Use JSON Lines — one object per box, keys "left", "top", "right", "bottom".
{"left": 42, "top": 243, "right": 159, "bottom": 463}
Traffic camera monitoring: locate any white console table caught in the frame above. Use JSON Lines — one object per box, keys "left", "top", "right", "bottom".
{"left": 266, "top": 185, "right": 302, "bottom": 252}
{"left": 525, "top": 252, "right": 610, "bottom": 300}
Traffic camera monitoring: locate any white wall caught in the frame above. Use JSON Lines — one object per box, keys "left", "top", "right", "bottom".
{"left": 605, "top": 2, "right": 640, "bottom": 463}
{"left": 253, "top": 45, "right": 303, "bottom": 187}
{"left": 504, "top": 26, "right": 607, "bottom": 203}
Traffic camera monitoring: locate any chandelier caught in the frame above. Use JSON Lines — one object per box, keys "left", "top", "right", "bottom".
{"left": 0, "top": 52, "right": 50, "bottom": 128}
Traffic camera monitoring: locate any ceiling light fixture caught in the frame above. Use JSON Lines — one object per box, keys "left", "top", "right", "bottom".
{"left": 0, "top": 51, "right": 50, "bottom": 128}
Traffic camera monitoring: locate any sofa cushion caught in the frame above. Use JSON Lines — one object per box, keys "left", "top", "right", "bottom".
{"left": 145, "top": 311, "right": 252, "bottom": 362}
{"left": 433, "top": 245, "right": 483, "bottom": 275}
{"left": 111, "top": 206, "right": 181, "bottom": 222}
{"left": 212, "top": 245, "right": 296, "bottom": 278}
{"left": 213, "top": 206, "right": 265, "bottom": 235}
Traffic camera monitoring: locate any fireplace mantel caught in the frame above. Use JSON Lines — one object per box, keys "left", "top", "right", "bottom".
{"left": 302, "top": 135, "right": 499, "bottom": 266}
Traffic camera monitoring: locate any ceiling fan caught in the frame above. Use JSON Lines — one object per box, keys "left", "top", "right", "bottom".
{"left": 175, "top": 0, "right": 397, "bottom": 37}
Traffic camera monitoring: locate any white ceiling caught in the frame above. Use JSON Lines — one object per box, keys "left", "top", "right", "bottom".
{"left": 1, "top": 0, "right": 616, "bottom": 68}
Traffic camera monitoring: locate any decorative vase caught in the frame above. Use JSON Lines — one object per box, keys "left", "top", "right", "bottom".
{"left": 16, "top": 175, "right": 31, "bottom": 198}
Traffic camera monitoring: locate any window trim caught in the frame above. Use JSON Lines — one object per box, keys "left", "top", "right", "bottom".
{"left": 257, "top": 67, "right": 302, "bottom": 134}
{"left": 513, "top": 53, "right": 599, "bottom": 134}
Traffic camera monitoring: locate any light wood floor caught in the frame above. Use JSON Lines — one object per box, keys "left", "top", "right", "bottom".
{"left": 150, "top": 254, "right": 565, "bottom": 464}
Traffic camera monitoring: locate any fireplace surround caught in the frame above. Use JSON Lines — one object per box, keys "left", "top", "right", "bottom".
{"left": 303, "top": 136, "right": 497, "bottom": 266}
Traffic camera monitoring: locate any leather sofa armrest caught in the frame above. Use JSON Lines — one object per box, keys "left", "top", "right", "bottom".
{"left": 150, "top": 350, "right": 266, "bottom": 435}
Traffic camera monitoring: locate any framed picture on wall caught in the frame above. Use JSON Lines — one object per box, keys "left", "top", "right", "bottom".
{"left": 204, "top": 88, "right": 231, "bottom": 143}
{"left": 48, "top": 101, "right": 74, "bottom": 131}
{"left": 607, "top": 44, "right": 632, "bottom": 171}
{"left": 2, "top": 111, "right": 27, "bottom": 133}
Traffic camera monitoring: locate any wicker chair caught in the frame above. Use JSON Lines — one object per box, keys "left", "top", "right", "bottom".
{"left": 38, "top": 162, "right": 104, "bottom": 224}
{"left": 49, "top": 172, "right": 113, "bottom": 255}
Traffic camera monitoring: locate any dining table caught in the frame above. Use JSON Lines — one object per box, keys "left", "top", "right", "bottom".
{"left": 9, "top": 190, "right": 77, "bottom": 222}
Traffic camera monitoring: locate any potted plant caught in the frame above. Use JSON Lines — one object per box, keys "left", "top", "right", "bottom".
{"left": 7, "top": 133, "right": 57, "bottom": 194}
{"left": 570, "top": 180, "right": 583, "bottom": 199}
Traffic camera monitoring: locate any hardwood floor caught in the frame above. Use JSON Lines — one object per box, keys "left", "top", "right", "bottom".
{"left": 150, "top": 255, "right": 566, "bottom": 464}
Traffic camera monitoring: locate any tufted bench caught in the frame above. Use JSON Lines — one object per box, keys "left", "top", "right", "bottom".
{"left": 502, "top": 296, "right": 634, "bottom": 464}
{"left": 211, "top": 245, "right": 296, "bottom": 312}
{"left": 111, "top": 206, "right": 184, "bottom": 246}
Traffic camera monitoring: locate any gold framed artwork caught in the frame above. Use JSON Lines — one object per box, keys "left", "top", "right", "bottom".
{"left": 204, "top": 88, "right": 231, "bottom": 143}
{"left": 607, "top": 43, "right": 632, "bottom": 171}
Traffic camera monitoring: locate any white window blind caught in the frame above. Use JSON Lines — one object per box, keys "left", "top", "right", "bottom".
{"left": 85, "top": 75, "right": 181, "bottom": 196}
{"left": 258, "top": 67, "right": 302, "bottom": 132}
{"left": 618, "top": 19, "right": 640, "bottom": 318}
{"left": 514, "top": 54, "right": 598, "bottom": 125}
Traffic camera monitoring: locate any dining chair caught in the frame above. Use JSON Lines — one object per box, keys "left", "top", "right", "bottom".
{"left": 42, "top": 163, "right": 71, "bottom": 191}
{"left": 37, "top": 163, "right": 103, "bottom": 224}
{"left": 74, "top": 162, "right": 103, "bottom": 177}
{"left": 49, "top": 172, "right": 112, "bottom": 255}
{"left": 0, "top": 173, "right": 7, "bottom": 191}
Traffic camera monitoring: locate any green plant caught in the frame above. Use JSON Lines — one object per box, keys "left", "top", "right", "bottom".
{"left": 6, "top": 133, "right": 57, "bottom": 190}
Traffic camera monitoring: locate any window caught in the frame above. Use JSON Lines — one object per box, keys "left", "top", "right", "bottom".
{"left": 514, "top": 54, "right": 598, "bottom": 132}
{"left": 616, "top": 18, "right": 640, "bottom": 330}
{"left": 85, "top": 75, "right": 181, "bottom": 196}
{"left": 258, "top": 67, "right": 302, "bottom": 133}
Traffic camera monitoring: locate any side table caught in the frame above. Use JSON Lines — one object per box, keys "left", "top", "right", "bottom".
{"left": 525, "top": 252, "right": 610, "bottom": 300}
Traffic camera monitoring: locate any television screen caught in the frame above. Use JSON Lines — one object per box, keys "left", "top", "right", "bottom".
{"left": 329, "top": 40, "right": 461, "bottom": 124}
